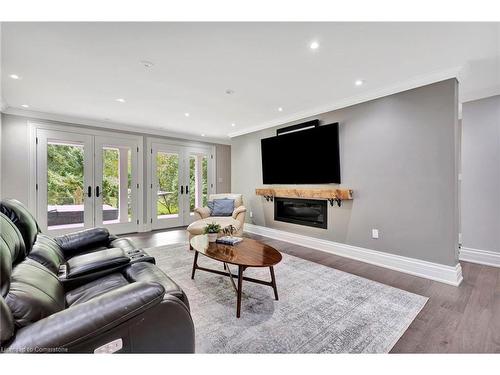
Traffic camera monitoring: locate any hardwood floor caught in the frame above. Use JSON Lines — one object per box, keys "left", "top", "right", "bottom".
{"left": 125, "top": 228, "right": 500, "bottom": 353}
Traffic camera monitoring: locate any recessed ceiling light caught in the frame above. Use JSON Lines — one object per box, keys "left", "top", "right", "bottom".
{"left": 278, "top": 107, "right": 283, "bottom": 112}
{"left": 115, "top": 98, "right": 126, "bottom": 103}
{"left": 201, "top": 133, "right": 205, "bottom": 137}
{"left": 9, "top": 74, "right": 20, "bottom": 80}
{"left": 231, "top": 123, "right": 236, "bottom": 127}
{"left": 310, "top": 41, "right": 320, "bottom": 50}
{"left": 355, "top": 79, "right": 364, "bottom": 86}
{"left": 21, "top": 104, "right": 29, "bottom": 108}
{"left": 140, "top": 60, "right": 154, "bottom": 68}
{"left": 185, "top": 113, "right": 190, "bottom": 117}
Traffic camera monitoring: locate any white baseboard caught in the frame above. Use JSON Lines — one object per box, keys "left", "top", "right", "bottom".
{"left": 244, "top": 223, "right": 463, "bottom": 286}
{"left": 460, "top": 246, "right": 500, "bottom": 267}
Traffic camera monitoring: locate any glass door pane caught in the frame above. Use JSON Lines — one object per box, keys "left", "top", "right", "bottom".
{"left": 189, "top": 154, "right": 208, "bottom": 212}
{"left": 152, "top": 144, "right": 184, "bottom": 229}
{"left": 47, "top": 142, "right": 85, "bottom": 230}
{"left": 185, "top": 149, "right": 210, "bottom": 225}
{"left": 36, "top": 129, "right": 93, "bottom": 235}
{"left": 94, "top": 137, "right": 139, "bottom": 234}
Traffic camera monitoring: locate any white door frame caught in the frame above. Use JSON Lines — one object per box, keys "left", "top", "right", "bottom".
{"left": 146, "top": 136, "right": 216, "bottom": 231}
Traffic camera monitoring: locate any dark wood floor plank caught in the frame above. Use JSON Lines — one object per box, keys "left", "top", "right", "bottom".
{"left": 124, "top": 228, "right": 500, "bottom": 353}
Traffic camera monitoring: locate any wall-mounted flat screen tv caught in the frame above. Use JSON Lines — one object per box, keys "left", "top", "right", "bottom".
{"left": 261, "top": 122, "right": 341, "bottom": 184}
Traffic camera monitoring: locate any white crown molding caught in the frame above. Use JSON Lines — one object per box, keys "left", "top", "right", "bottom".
{"left": 1, "top": 107, "right": 231, "bottom": 145}
{"left": 460, "top": 247, "right": 500, "bottom": 268}
{"left": 229, "top": 66, "right": 463, "bottom": 138}
{"left": 244, "top": 223, "right": 463, "bottom": 286}
{"left": 460, "top": 85, "right": 500, "bottom": 104}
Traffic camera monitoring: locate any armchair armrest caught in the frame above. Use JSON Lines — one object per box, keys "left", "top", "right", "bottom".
{"left": 232, "top": 205, "right": 247, "bottom": 219}
{"left": 54, "top": 227, "right": 111, "bottom": 257}
{"left": 5, "top": 282, "right": 165, "bottom": 353}
{"left": 194, "top": 206, "right": 211, "bottom": 219}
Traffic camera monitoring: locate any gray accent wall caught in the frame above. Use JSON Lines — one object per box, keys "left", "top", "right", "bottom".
{"left": 461, "top": 95, "right": 500, "bottom": 253}
{"left": 231, "top": 79, "right": 460, "bottom": 267}
{"left": 216, "top": 144, "right": 231, "bottom": 193}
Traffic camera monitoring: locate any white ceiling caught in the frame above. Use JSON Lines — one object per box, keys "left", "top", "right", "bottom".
{"left": 1, "top": 22, "right": 499, "bottom": 141}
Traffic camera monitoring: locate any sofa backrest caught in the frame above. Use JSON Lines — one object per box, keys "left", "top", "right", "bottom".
{"left": 0, "top": 212, "right": 65, "bottom": 335}
{"left": 1, "top": 213, "right": 22, "bottom": 344}
{"left": 208, "top": 194, "right": 243, "bottom": 208}
{"left": 0, "top": 199, "right": 40, "bottom": 251}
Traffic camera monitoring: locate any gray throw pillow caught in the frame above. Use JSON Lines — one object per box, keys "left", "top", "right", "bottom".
{"left": 211, "top": 199, "right": 234, "bottom": 216}
{"left": 207, "top": 201, "right": 214, "bottom": 215}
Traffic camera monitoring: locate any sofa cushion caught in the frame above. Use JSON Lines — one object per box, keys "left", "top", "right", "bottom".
{"left": 54, "top": 227, "right": 111, "bottom": 256}
{"left": 28, "top": 234, "right": 65, "bottom": 274}
{"left": 211, "top": 199, "right": 234, "bottom": 216}
{"left": 0, "top": 296, "right": 15, "bottom": 344}
{"left": 0, "top": 212, "right": 27, "bottom": 265}
{"left": 0, "top": 199, "right": 40, "bottom": 251}
{"left": 186, "top": 216, "right": 242, "bottom": 236}
{"left": 110, "top": 237, "right": 137, "bottom": 252}
{"left": 123, "top": 262, "right": 188, "bottom": 307}
{"left": 5, "top": 259, "right": 65, "bottom": 328}
{"left": 65, "top": 273, "right": 129, "bottom": 306}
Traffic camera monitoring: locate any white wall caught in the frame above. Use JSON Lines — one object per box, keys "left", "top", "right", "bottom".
{"left": 0, "top": 114, "right": 31, "bottom": 204}
{"left": 461, "top": 95, "right": 500, "bottom": 254}
{"left": 0, "top": 113, "right": 231, "bottom": 228}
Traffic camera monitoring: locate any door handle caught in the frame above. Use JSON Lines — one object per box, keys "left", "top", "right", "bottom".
{"left": 96, "top": 186, "right": 100, "bottom": 198}
{"left": 180, "top": 186, "right": 184, "bottom": 194}
{"left": 88, "top": 186, "right": 92, "bottom": 198}
{"left": 186, "top": 185, "right": 189, "bottom": 194}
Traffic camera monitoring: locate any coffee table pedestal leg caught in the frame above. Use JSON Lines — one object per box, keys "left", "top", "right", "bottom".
{"left": 236, "top": 265, "right": 244, "bottom": 318}
{"left": 191, "top": 251, "right": 199, "bottom": 279}
{"left": 270, "top": 266, "right": 279, "bottom": 300}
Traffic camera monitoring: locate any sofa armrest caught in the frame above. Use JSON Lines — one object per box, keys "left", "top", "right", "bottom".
{"left": 232, "top": 205, "right": 247, "bottom": 220}
{"left": 5, "top": 282, "right": 165, "bottom": 353}
{"left": 194, "top": 206, "right": 211, "bottom": 220}
{"left": 54, "top": 227, "right": 111, "bottom": 257}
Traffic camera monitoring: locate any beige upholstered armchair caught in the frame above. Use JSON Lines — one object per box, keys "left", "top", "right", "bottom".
{"left": 186, "top": 193, "right": 246, "bottom": 243}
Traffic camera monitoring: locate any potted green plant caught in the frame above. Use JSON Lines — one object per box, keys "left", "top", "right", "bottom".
{"left": 203, "top": 222, "right": 221, "bottom": 242}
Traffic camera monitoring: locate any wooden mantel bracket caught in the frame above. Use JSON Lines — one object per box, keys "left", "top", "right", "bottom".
{"left": 327, "top": 198, "right": 342, "bottom": 207}
{"left": 255, "top": 188, "right": 353, "bottom": 207}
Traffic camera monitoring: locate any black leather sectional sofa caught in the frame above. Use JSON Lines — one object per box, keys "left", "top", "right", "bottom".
{"left": 0, "top": 199, "right": 195, "bottom": 353}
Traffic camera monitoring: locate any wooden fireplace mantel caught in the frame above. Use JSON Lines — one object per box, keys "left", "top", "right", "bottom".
{"left": 255, "top": 187, "right": 353, "bottom": 206}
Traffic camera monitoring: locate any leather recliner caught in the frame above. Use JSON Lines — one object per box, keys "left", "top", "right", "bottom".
{"left": 0, "top": 198, "right": 157, "bottom": 288}
{"left": 0, "top": 202, "right": 195, "bottom": 353}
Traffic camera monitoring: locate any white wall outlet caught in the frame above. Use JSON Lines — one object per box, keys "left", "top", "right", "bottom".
{"left": 249, "top": 211, "right": 253, "bottom": 218}
{"left": 372, "top": 229, "right": 379, "bottom": 239}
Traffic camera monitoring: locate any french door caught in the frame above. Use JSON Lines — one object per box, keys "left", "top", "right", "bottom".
{"left": 151, "top": 142, "right": 213, "bottom": 230}
{"left": 36, "top": 129, "right": 141, "bottom": 235}
{"left": 94, "top": 136, "right": 140, "bottom": 234}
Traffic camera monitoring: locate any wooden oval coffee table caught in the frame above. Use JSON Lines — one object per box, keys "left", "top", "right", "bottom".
{"left": 190, "top": 235, "right": 282, "bottom": 318}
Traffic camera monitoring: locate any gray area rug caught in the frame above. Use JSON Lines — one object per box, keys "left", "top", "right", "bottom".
{"left": 147, "top": 243, "right": 427, "bottom": 353}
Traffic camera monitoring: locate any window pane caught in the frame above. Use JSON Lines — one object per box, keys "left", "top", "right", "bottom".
{"left": 189, "top": 156, "right": 196, "bottom": 211}
{"left": 156, "top": 152, "right": 179, "bottom": 218}
{"left": 47, "top": 142, "right": 85, "bottom": 230}
{"left": 202, "top": 156, "right": 208, "bottom": 206}
{"left": 189, "top": 154, "right": 209, "bottom": 211}
{"left": 102, "top": 147, "right": 120, "bottom": 224}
